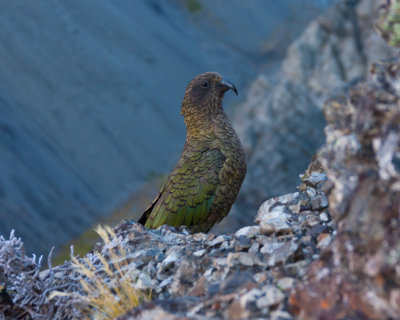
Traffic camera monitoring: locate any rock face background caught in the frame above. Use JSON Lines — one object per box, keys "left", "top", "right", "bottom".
{"left": 0, "top": 0, "right": 336, "bottom": 255}
{"left": 232, "top": 0, "right": 397, "bottom": 220}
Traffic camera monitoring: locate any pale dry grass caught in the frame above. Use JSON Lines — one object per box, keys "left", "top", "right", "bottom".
{"left": 50, "top": 225, "right": 150, "bottom": 320}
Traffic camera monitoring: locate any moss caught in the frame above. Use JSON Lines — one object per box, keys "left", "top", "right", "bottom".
{"left": 183, "top": 0, "right": 202, "bottom": 13}
{"left": 377, "top": 0, "right": 400, "bottom": 47}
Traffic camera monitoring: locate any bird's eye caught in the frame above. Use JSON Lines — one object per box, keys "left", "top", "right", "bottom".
{"left": 202, "top": 81, "right": 209, "bottom": 87}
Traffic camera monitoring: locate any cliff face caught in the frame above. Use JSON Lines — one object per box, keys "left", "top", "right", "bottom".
{"left": 290, "top": 55, "right": 400, "bottom": 320}
{"left": 232, "top": 0, "right": 397, "bottom": 225}
{"left": 0, "top": 0, "right": 334, "bottom": 254}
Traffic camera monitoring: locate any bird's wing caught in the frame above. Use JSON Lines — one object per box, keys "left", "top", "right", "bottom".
{"left": 141, "top": 148, "right": 225, "bottom": 229}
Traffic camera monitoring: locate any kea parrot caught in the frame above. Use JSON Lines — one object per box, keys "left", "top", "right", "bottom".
{"left": 138, "top": 72, "right": 246, "bottom": 232}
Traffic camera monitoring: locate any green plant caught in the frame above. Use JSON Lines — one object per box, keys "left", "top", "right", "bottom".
{"left": 377, "top": 0, "right": 400, "bottom": 47}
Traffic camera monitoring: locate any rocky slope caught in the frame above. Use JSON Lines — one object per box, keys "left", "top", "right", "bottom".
{"left": 232, "top": 0, "right": 397, "bottom": 224}
{"left": 0, "top": 170, "right": 330, "bottom": 320}
{"left": 0, "top": 0, "right": 335, "bottom": 255}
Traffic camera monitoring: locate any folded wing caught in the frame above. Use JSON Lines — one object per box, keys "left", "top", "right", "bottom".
{"left": 139, "top": 148, "right": 225, "bottom": 228}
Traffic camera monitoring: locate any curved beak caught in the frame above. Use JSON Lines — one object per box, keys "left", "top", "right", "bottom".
{"left": 220, "top": 78, "right": 238, "bottom": 96}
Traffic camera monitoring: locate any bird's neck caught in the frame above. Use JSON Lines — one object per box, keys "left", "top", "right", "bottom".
{"left": 184, "top": 111, "right": 215, "bottom": 140}
{"left": 182, "top": 99, "right": 224, "bottom": 140}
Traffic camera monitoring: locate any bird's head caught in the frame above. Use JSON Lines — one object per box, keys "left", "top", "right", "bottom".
{"left": 181, "top": 72, "right": 238, "bottom": 117}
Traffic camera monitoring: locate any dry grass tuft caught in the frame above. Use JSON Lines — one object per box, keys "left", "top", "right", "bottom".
{"left": 50, "top": 225, "right": 150, "bottom": 320}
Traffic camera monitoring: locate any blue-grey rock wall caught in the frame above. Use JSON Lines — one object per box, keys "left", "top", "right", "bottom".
{"left": 0, "top": 0, "right": 336, "bottom": 254}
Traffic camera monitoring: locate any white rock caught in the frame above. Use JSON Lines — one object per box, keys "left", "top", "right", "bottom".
{"left": 319, "top": 211, "right": 330, "bottom": 222}
{"left": 193, "top": 249, "right": 207, "bottom": 257}
{"left": 136, "top": 273, "right": 153, "bottom": 290}
{"left": 240, "top": 288, "right": 262, "bottom": 307}
{"left": 277, "top": 277, "right": 295, "bottom": 291}
{"left": 235, "top": 226, "right": 260, "bottom": 238}
{"left": 260, "top": 242, "right": 285, "bottom": 254}
{"left": 304, "top": 171, "right": 327, "bottom": 186}
{"left": 257, "top": 285, "right": 285, "bottom": 309}
{"left": 271, "top": 310, "right": 293, "bottom": 320}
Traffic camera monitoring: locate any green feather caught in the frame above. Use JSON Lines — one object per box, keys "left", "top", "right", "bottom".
{"left": 142, "top": 148, "right": 225, "bottom": 230}
{"left": 152, "top": 201, "right": 169, "bottom": 228}
{"left": 176, "top": 206, "right": 186, "bottom": 226}
{"left": 185, "top": 206, "right": 194, "bottom": 225}
{"left": 192, "top": 205, "right": 201, "bottom": 224}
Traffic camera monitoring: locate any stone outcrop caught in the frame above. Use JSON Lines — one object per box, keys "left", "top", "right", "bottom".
{"left": 289, "top": 55, "right": 400, "bottom": 318}
{"left": 0, "top": 172, "right": 330, "bottom": 319}
{"left": 232, "top": 0, "right": 397, "bottom": 227}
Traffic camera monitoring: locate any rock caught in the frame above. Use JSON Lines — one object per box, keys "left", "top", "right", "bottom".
{"left": 238, "top": 253, "right": 262, "bottom": 267}
{"left": 267, "top": 241, "right": 300, "bottom": 267}
{"left": 256, "top": 285, "right": 285, "bottom": 309}
{"left": 158, "top": 277, "right": 173, "bottom": 290}
{"left": 260, "top": 220, "right": 291, "bottom": 236}
{"left": 158, "top": 250, "right": 180, "bottom": 278}
{"left": 226, "top": 300, "right": 250, "bottom": 320}
{"left": 193, "top": 249, "right": 207, "bottom": 257}
{"left": 119, "top": 305, "right": 178, "bottom": 320}
{"left": 235, "top": 226, "right": 260, "bottom": 238}
{"left": 239, "top": 288, "right": 262, "bottom": 309}
{"left": 302, "top": 172, "right": 327, "bottom": 187}
{"left": 260, "top": 242, "right": 285, "bottom": 255}
{"left": 208, "top": 235, "right": 230, "bottom": 247}
{"left": 257, "top": 204, "right": 293, "bottom": 236}
{"left": 310, "top": 195, "right": 329, "bottom": 210}
{"left": 248, "top": 242, "right": 260, "bottom": 254}
{"left": 270, "top": 310, "right": 293, "bottom": 320}
{"left": 305, "top": 215, "right": 320, "bottom": 227}
{"left": 305, "top": 186, "right": 317, "bottom": 197}
{"left": 220, "top": 272, "right": 257, "bottom": 295}
{"left": 319, "top": 211, "right": 330, "bottom": 222}
{"left": 233, "top": 0, "right": 397, "bottom": 228}
{"left": 284, "top": 261, "right": 309, "bottom": 278}
{"left": 316, "top": 233, "right": 332, "bottom": 249}
{"left": 236, "top": 236, "right": 252, "bottom": 250}
{"left": 188, "top": 277, "right": 206, "bottom": 297}
{"left": 277, "top": 277, "right": 295, "bottom": 291}
{"left": 136, "top": 273, "right": 153, "bottom": 290}
{"left": 259, "top": 222, "right": 276, "bottom": 236}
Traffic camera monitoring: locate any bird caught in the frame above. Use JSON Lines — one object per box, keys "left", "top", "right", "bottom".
{"left": 138, "top": 72, "right": 246, "bottom": 233}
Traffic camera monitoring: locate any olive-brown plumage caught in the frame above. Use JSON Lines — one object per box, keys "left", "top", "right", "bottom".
{"left": 138, "top": 72, "right": 246, "bottom": 232}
